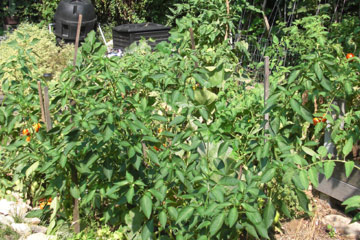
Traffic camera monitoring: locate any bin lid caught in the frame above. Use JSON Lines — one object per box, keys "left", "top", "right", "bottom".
{"left": 113, "top": 22, "right": 171, "bottom": 33}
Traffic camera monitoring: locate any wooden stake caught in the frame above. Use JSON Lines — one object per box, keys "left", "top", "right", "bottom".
{"left": 37, "top": 81, "right": 45, "bottom": 122}
{"left": 224, "top": 0, "right": 230, "bottom": 40}
{"left": 73, "top": 14, "right": 83, "bottom": 67}
{"left": 71, "top": 14, "right": 82, "bottom": 234}
{"left": 43, "top": 87, "right": 52, "bottom": 132}
{"left": 264, "top": 56, "right": 270, "bottom": 137}
{"left": 189, "top": 28, "right": 198, "bottom": 68}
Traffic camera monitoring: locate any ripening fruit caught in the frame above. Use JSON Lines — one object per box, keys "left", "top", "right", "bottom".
{"left": 33, "top": 123, "right": 41, "bottom": 133}
{"left": 313, "top": 118, "right": 320, "bottom": 126}
{"left": 346, "top": 53, "right": 355, "bottom": 59}
{"left": 26, "top": 136, "right": 31, "bottom": 142}
{"left": 22, "top": 129, "right": 30, "bottom": 136}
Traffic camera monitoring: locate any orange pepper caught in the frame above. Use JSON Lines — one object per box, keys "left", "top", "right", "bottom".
{"left": 22, "top": 129, "right": 30, "bottom": 136}
{"left": 33, "top": 123, "right": 41, "bottom": 133}
{"left": 313, "top": 118, "right": 320, "bottom": 126}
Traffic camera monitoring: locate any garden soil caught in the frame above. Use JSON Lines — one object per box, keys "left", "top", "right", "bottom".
{"left": 275, "top": 189, "right": 359, "bottom": 240}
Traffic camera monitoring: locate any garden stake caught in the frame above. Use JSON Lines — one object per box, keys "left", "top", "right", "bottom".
{"left": 264, "top": 56, "right": 270, "bottom": 139}
{"left": 37, "top": 81, "right": 45, "bottom": 122}
{"left": 189, "top": 28, "right": 198, "bottom": 68}
{"left": 224, "top": 0, "right": 230, "bottom": 40}
{"left": 43, "top": 86, "right": 52, "bottom": 132}
{"left": 73, "top": 14, "right": 83, "bottom": 66}
{"left": 70, "top": 13, "right": 82, "bottom": 234}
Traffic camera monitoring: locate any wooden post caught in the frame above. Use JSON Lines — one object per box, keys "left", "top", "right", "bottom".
{"left": 43, "top": 87, "right": 52, "bottom": 132}
{"left": 264, "top": 56, "right": 270, "bottom": 138}
{"left": 73, "top": 14, "right": 83, "bottom": 66}
{"left": 37, "top": 81, "right": 45, "bottom": 122}
{"left": 189, "top": 28, "right": 198, "bottom": 68}
{"left": 71, "top": 14, "right": 82, "bottom": 234}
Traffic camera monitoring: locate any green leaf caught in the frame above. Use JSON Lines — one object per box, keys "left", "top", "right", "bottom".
{"left": 148, "top": 189, "right": 163, "bottom": 201}
{"left": 70, "top": 185, "right": 80, "bottom": 199}
{"left": 169, "top": 116, "right": 186, "bottom": 126}
{"left": 295, "top": 189, "right": 309, "bottom": 212}
{"left": 126, "top": 187, "right": 134, "bottom": 203}
{"left": 345, "top": 161, "right": 355, "bottom": 178}
{"left": 141, "top": 220, "right": 154, "bottom": 240}
{"left": 227, "top": 207, "right": 238, "bottom": 228}
{"left": 245, "top": 209, "right": 262, "bottom": 225}
{"left": 219, "top": 176, "right": 238, "bottom": 186}
{"left": 344, "top": 82, "right": 353, "bottom": 95}
{"left": 25, "top": 210, "right": 43, "bottom": 218}
{"left": 209, "top": 212, "right": 225, "bottom": 237}
{"left": 159, "top": 211, "right": 167, "bottom": 229}
{"left": 194, "top": 89, "right": 218, "bottom": 106}
{"left": 299, "top": 170, "right": 309, "bottom": 190}
{"left": 255, "top": 221, "right": 270, "bottom": 239}
{"left": 168, "top": 207, "right": 178, "bottom": 220}
{"left": 343, "top": 138, "right": 353, "bottom": 156}
{"left": 147, "top": 150, "right": 160, "bottom": 165}
{"left": 342, "top": 195, "right": 360, "bottom": 208}
{"left": 25, "top": 161, "right": 39, "bottom": 178}
{"left": 140, "top": 194, "right": 152, "bottom": 219}
{"left": 261, "top": 168, "right": 276, "bottom": 183}
{"left": 244, "top": 222, "right": 259, "bottom": 239}
{"left": 324, "top": 161, "right": 336, "bottom": 179}
{"left": 308, "top": 167, "right": 319, "bottom": 187}
{"left": 280, "top": 202, "right": 291, "bottom": 218}
{"left": 199, "top": 108, "right": 208, "bottom": 121}
{"left": 302, "top": 146, "right": 318, "bottom": 157}
{"left": 314, "top": 62, "right": 323, "bottom": 81}
{"left": 103, "top": 165, "right": 113, "bottom": 182}
{"left": 104, "top": 124, "right": 114, "bottom": 142}
{"left": 211, "top": 188, "right": 224, "bottom": 202}
{"left": 320, "top": 78, "right": 332, "bottom": 91}
{"left": 263, "top": 201, "right": 275, "bottom": 229}
{"left": 176, "top": 207, "right": 194, "bottom": 224}
{"left": 288, "top": 70, "right": 301, "bottom": 84}
{"left": 290, "top": 99, "right": 313, "bottom": 123}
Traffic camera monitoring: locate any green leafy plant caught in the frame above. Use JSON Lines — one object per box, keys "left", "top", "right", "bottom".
{"left": 1, "top": 1, "right": 360, "bottom": 239}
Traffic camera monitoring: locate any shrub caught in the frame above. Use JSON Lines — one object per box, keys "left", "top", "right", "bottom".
{"left": 0, "top": 23, "right": 73, "bottom": 91}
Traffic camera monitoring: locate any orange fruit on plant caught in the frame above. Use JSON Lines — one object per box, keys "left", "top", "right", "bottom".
{"left": 33, "top": 123, "right": 41, "bottom": 133}
{"left": 22, "top": 129, "right": 30, "bottom": 136}
{"left": 346, "top": 53, "right": 355, "bottom": 59}
{"left": 26, "top": 136, "right": 31, "bottom": 142}
{"left": 313, "top": 118, "right": 320, "bottom": 126}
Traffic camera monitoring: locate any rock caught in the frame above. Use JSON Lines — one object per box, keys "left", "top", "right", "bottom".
{"left": 30, "top": 225, "right": 47, "bottom": 234}
{"left": 25, "top": 233, "right": 52, "bottom": 240}
{"left": 24, "top": 217, "right": 41, "bottom": 225}
{"left": 0, "top": 199, "right": 15, "bottom": 215}
{"left": 11, "top": 223, "right": 32, "bottom": 236}
{"left": 0, "top": 214, "right": 14, "bottom": 226}
{"left": 10, "top": 201, "right": 31, "bottom": 219}
{"left": 323, "top": 214, "right": 360, "bottom": 238}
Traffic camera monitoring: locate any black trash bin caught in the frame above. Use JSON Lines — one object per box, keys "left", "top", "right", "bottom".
{"left": 54, "top": 0, "right": 97, "bottom": 44}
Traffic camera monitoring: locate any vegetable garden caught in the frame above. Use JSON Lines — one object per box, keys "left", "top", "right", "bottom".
{"left": 0, "top": 0, "right": 360, "bottom": 239}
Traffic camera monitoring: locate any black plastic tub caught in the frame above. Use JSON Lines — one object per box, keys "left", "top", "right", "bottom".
{"left": 112, "top": 22, "right": 171, "bottom": 50}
